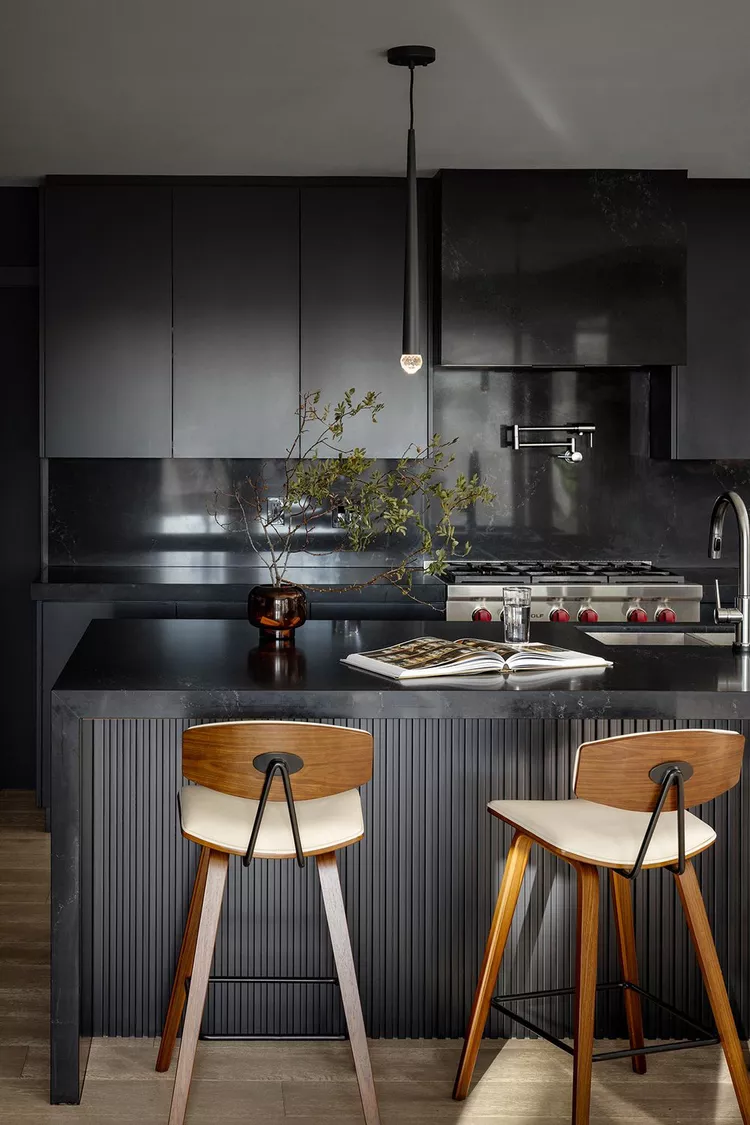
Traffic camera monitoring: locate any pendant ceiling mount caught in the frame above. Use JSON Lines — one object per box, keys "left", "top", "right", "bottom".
{"left": 387, "top": 44, "right": 436, "bottom": 376}
{"left": 386, "top": 45, "right": 437, "bottom": 68}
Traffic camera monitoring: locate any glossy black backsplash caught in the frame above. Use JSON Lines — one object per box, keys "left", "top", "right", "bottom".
{"left": 47, "top": 458, "right": 424, "bottom": 568}
{"left": 48, "top": 368, "right": 750, "bottom": 568}
{"left": 432, "top": 368, "right": 750, "bottom": 566}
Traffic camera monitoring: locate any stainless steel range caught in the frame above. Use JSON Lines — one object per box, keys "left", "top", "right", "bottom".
{"left": 442, "top": 560, "right": 703, "bottom": 624}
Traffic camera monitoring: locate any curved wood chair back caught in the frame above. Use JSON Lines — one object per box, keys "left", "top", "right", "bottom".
{"left": 573, "top": 728, "right": 745, "bottom": 812}
{"left": 182, "top": 720, "right": 373, "bottom": 801}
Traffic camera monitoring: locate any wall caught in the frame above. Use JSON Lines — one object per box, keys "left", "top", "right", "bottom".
{"left": 49, "top": 367, "right": 750, "bottom": 571}
{"left": 0, "top": 188, "right": 39, "bottom": 788}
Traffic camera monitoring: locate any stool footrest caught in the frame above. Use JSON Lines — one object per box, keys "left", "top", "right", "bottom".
{"left": 207, "top": 975, "right": 339, "bottom": 985}
{"left": 201, "top": 1033, "right": 347, "bottom": 1041}
{"left": 491, "top": 980, "right": 719, "bottom": 1061}
{"left": 192, "top": 975, "right": 345, "bottom": 1042}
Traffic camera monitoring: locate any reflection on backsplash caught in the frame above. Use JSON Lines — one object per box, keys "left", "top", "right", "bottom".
{"left": 48, "top": 368, "right": 750, "bottom": 569}
{"left": 47, "top": 458, "right": 425, "bottom": 568}
{"left": 432, "top": 368, "right": 750, "bottom": 567}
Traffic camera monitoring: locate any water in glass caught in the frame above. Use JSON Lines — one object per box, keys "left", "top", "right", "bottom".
{"left": 503, "top": 587, "right": 532, "bottom": 644}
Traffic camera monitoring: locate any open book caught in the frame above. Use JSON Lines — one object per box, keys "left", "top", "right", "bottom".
{"left": 342, "top": 636, "right": 612, "bottom": 681}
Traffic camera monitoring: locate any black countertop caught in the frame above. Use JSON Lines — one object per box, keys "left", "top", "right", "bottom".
{"left": 52, "top": 617, "right": 750, "bottom": 720}
{"left": 32, "top": 565, "right": 447, "bottom": 604}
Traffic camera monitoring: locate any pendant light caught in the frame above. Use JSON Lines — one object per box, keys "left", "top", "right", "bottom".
{"left": 387, "top": 45, "right": 436, "bottom": 375}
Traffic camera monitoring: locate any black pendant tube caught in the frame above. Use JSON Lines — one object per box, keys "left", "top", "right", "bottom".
{"left": 388, "top": 45, "right": 435, "bottom": 374}
{"left": 403, "top": 121, "right": 419, "bottom": 363}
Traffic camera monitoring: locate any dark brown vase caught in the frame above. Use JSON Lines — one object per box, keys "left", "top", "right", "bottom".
{"left": 247, "top": 584, "right": 307, "bottom": 643}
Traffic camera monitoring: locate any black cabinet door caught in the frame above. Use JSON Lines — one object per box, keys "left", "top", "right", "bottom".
{"left": 672, "top": 180, "right": 750, "bottom": 459}
{"left": 44, "top": 186, "right": 172, "bottom": 456}
{"left": 301, "top": 185, "right": 428, "bottom": 457}
{"left": 175, "top": 602, "right": 247, "bottom": 618}
{"left": 437, "top": 170, "right": 687, "bottom": 368}
{"left": 173, "top": 187, "right": 300, "bottom": 457}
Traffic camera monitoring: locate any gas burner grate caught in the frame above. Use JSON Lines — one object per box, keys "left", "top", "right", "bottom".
{"left": 442, "top": 560, "right": 685, "bottom": 585}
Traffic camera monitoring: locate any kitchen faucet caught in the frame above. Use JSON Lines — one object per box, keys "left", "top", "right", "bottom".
{"left": 709, "top": 490, "right": 750, "bottom": 651}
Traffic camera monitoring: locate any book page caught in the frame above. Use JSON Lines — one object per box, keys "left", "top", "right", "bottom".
{"left": 348, "top": 636, "right": 507, "bottom": 672}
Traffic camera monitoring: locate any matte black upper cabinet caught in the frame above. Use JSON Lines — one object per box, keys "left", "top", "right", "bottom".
{"left": 44, "top": 186, "right": 172, "bottom": 457}
{"left": 670, "top": 180, "right": 750, "bottom": 459}
{"left": 172, "top": 187, "right": 300, "bottom": 457}
{"left": 301, "top": 184, "right": 427, "bottom": 457}
{"left": 436, "top": 170, "right": 687, "bottom": 368}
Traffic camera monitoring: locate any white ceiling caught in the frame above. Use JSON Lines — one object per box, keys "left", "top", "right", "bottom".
{"left": 2, "top": 0, "right": 750, "bottom": 178}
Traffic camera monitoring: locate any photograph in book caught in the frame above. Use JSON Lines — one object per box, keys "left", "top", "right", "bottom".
{"left": 342, "top": 636, "right": 612, "bottom": 681}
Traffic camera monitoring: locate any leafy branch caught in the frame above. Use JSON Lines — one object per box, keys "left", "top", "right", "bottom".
{"left": 212, "top": 389, "right": 495, "bottom": 598}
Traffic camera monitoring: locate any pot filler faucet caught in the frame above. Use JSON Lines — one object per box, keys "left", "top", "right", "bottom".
{"left": 709, "top": 490, "right": 750, "bottom": 651}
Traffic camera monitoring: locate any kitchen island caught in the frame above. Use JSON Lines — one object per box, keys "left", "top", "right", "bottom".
{"left": 51, "top": 618, "right": 750, "bottom": 1102}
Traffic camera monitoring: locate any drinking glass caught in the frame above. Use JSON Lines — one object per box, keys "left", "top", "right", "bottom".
{"left": 503, "top": 586, "right": 532, "bottom": 644}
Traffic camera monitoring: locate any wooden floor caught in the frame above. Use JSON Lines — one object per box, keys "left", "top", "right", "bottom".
{"left": 0, "top": 791, "right": 745, "bottom": 1123}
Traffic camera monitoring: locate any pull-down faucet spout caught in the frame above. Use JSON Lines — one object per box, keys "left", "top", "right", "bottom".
{"left": 708, "top": 491, "right": 750, "bottom": 652}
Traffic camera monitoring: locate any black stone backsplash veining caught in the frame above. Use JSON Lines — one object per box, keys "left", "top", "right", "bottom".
{"left": 433, "top": 367, "right": 750, "bottom": 567}
{"left": 48, "top": 368, "right": 750, "bottom": 570}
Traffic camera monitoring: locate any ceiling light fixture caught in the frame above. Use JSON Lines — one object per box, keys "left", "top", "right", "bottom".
{"left": 387, "top": 44, "right": 436, "bottom": 375}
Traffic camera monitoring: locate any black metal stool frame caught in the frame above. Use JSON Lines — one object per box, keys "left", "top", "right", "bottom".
{"left": 490, "top": 761, "right": 722, "bottom": 1064}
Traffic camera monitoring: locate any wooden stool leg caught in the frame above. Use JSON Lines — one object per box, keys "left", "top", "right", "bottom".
{"left": 453, "top": 831, "right": 532, "bottom": 1100}
{"left": 572, "top": 862, "right": 600, "bottom": 1125}
{"left": 168, "top": 849, "right": 228, "bottom": 1125}
{"left": 316, "top": 851, "right": 380, "bottom": 1125}
{"left": 675, "top": 861, "right": 750, "bottom": 1125}
{"left": 609, "top": 870, "right": 646, "bottom": 1075}
{"left": 156, "top": 846, "right": 211, "bottom": 1072}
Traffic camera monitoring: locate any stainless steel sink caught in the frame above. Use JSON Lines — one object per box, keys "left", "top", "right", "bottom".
{"left": 584, "top": 630, "right": 736, "bottom": 647}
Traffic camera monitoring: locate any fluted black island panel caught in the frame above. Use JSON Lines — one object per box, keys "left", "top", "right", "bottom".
{"left": 50, "top": 619, "right": 750, "bottom": 1104}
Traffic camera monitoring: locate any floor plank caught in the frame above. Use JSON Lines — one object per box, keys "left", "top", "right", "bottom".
{"left": 0, "top": 791, "right": 38, "bottom": 810}
{"left": 0, "top": 1045, "right": 28, "bottom": 1077}
{"left": 0, "top": 964, "right": 49, "bottom": 989}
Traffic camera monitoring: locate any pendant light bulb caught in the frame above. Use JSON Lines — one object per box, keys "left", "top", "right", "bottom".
{"left": 400, "top": 353, "right": 423, "bottom": 375}
{"left": 387, "top": 45, "right": 436, "bottom": 376}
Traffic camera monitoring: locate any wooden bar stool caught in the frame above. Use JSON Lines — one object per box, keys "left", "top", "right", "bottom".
{"left": 453, "top": 728, "right": 750, "bottom": 1125}
{"left": 156, "top": 720, "right": 380, "bottom": 1125}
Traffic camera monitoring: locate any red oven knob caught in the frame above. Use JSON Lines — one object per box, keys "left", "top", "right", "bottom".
{"left": 578, "top": 607, "right": 599, "bottom": 624}
{"left": 627, "top": 605, "right": 649, "bottom": 623}
{"left": 472, "top": 607, "right": 492, "bottom": 622}
{"left": 656, "top": 606, "right": 677, "bottom": 624}
{"left": 549, "top": 607, "right": 570, "bottom": 623}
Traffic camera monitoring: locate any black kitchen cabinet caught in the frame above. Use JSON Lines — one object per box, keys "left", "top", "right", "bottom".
{"left": 668, "top": 180, "right": 750, "bottom": 459}
{"left": 44, "top": 186, "right": 173, "bottom": 457}
{"left": 436, "top": 170, "right": 687, "bottom": 368}
{"left": 175, "top": 601, "right": 247, "bottom": 618}
{"left": 301, "top": 184, "right": 428, "bottom": 457}
{"left": 172, "top": 187, "right": 300, "bottom": 457}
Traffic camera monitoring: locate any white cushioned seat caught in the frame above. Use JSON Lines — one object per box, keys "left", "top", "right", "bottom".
{"left": 179, "top": 785, "right": 364, "bottom": 858}
{"left": 488, "top": 797, "right": 716, "bottom": 868}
